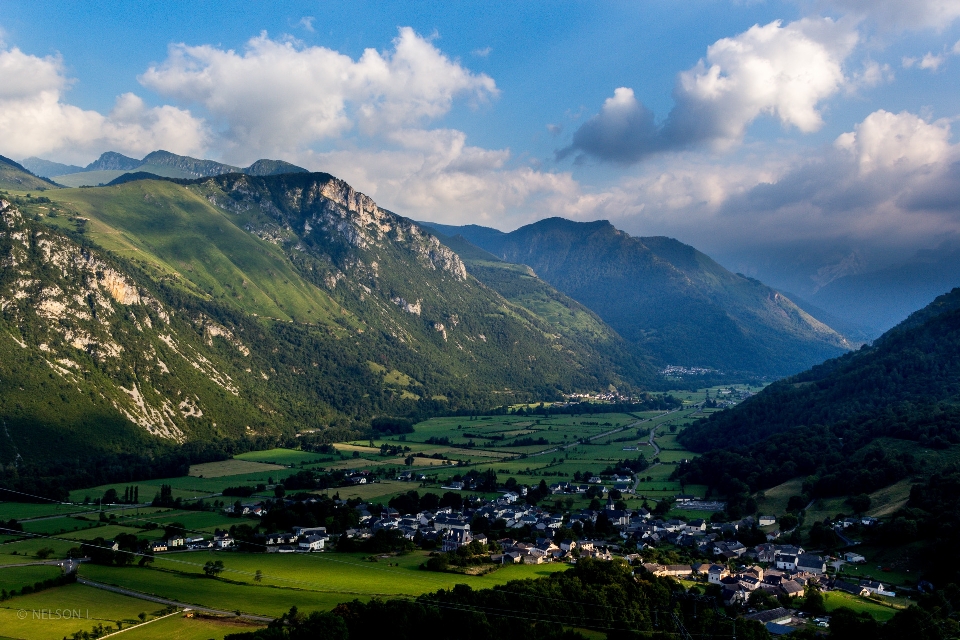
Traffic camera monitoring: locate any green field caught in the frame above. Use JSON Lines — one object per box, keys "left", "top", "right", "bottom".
{"left": 0, "top": 582, "right": 165, "bottom": 640}
{"left": 235, "top": 448, "right": 331, "bottom": 466}
{"left": 823, "top": 590, "right": 899, "bottom": 622}
{"left": 78, "top": 551, "right": 570, "bottom": 617}
{"left": 112, "top": 612, "right": 266, "bottom": 640}
{"left": 0, "top": 564, "right": 62, "bottom": 592}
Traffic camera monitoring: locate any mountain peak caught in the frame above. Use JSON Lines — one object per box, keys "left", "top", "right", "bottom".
{"left": 86, "top": 151, "right": 141, "bottom": 171}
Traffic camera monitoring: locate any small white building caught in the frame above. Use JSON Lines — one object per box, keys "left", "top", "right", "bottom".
{"left": 299, "top": 535, "right": 327, "bottom": 551}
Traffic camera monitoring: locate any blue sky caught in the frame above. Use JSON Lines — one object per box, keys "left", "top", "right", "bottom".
{"left": 3, "top": 1, "right": 960, "bottom": 295}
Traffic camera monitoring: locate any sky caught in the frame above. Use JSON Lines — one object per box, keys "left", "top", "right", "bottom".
{"left": 3, "top": 0, "right": 960, "bottom": 297}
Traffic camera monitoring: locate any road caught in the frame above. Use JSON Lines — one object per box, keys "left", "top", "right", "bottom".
{"left": 77, "top": 577, "right": 275, "bottom": 623}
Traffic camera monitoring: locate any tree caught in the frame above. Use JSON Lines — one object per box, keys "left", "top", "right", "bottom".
{"left": 801, "top": 584, "right": 826, "bottom": 615}
{"left": 848, "top": 494, "right": 871, "bottom": 513}
{"left": 254, "top": 569, "right": 263, "bottom": 583}
{"left": 103, "top": 488, "right": 119, "bottom": 504}
{"left": 203, "top": 560, "right": 225, "bottom": 577}
{"left": 35, "top": 547, "right": 55, "bottom": 559}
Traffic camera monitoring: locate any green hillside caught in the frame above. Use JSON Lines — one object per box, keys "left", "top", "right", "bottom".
{"left": 431, "top": 230, "right": 653, "bottom": 384}
{"left": 423, "top": 218, "right": 851, "bottom": 377}
{"left": 0, "top": 174, "right": 661, "bottom": 479}
{"left": 675, "top": 287, "right": 960, "bottom": 500}
{"left": 0, "top": 155, "right": 58, "bottom": 191}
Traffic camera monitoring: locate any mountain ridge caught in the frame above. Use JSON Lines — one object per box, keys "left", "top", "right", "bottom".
{"left": 421, "top": 218, "right": 851, "bottom": 377}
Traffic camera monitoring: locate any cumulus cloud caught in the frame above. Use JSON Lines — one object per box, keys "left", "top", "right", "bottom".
{"left": 559, "top": 18, "right": 857, "bottom": 164}
{"left": 139, "top": 28, "right": 498, "bottom": 162}
{"left": 0, "top": 45, "right": 206, "bottom": 163}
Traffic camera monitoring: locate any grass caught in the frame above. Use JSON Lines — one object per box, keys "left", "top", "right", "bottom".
{"left": 0, "top": 582, "right": 165, "bottom": 640}
{"left": 113, "top": 612, "right": 266, "bottom": 640}
{"left": 78, "top": 551, "right": 570, "bottom": 617}
{"left": 867, "top": 479, "right": 914, "bottom": 518}
{"left": 188, "top": 459, "right": 286, "bottom": 478}
{"left": 755, "top": 478, "right": 805, "bottom": 516}
{"left": 234, "top": 449, "right": 327, "bottom": 466}
{"left": 0, "top": 565, "right": 62, "bottom": 592}
{"left": 44, "top": 181, "right": 353, "bottom": 326}
{"left": 823, "top": 591, "right": 899, "bottom": 622}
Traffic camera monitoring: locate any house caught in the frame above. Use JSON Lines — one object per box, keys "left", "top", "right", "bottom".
{"left": 743, "top": 608, "right": 793, "bottom": 625}
{"left": 166, "top": 536, "right": 185, "bottom": 548}
{"left": 860, "top": 580, "right": 896, "bottom": 597}
{"left": 758, "top": 515, "right": 777, "bottom": 526}
{"left": 530, "top": 538, "right": 558, "bottom": 558}
{"left": 685, "top": 519, "right": 706, "bottom": 532}
{"left": 708, "top": 564, "right": 730, "bottom": 585}
{"left": 844, "top": 552, "right": 866, "bottom": 563}
{"left": 299, "top": 535, "right": 326, "bottom": 551}
{"left": 441, "top": 528, "right": 473, "bottom": 552}
{"left": 796, "top": 554, "right": 826, "bottom": 574}
{"left": 559, "top": 539, "right": 577, "bottom": 552}
{"left": 775, "top": 554, "right": 797, "bottom": 571}
{"left": 293, "top": 526, "right": 327, "bottom": 537}
{"left": 660, "top": 564, "right": 693, "bottom": 578}
{"left": 833, "top": 579, "right": 868, "bottom": 596}
{"left": 780, "top": 580, "right": 804, "bottom": 597}
{"left": 149, "top": 541, "right": 167, "bottom": 553}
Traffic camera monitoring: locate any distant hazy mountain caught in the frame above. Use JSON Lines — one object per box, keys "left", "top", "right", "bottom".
{"left": 0, "top": 155, "right": 60, "bottom": 190}
{"left": 19, "top": 150, "right": 310, "bottom": 187}
{"left": 422, "top": 218, "right": 851, "bottom": 377}
{"left": 809, "top": 243, "right": 960, "bottom": 338}
{"left": 20, "top": 157, "right": 84, "bottom": 178}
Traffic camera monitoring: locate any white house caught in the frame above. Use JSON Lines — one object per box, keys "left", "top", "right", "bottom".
{"left": 299, "top": 535, "right": 327, "bottom": 551}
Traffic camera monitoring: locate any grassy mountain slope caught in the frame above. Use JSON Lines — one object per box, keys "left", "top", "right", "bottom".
{"left": 675, "top": 288, "right": 960, "bottom": 501}
{"left": 1, "top": 174, "right": 658, "bottom": 465}
{"left": 430, "top": 231, "right": 654, "bottom": 386}
{"left": 423, "top": 218, "right": 850, "bottom": 377}
{"left": 0, "top": 155, "right": 59, "bottom": 191}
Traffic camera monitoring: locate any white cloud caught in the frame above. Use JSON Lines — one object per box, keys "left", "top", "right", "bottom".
{"left": 920, "top": 52, "right": 947, "bottom": 69}
{"left": 0, "top": 45, "right": 206, "bottom": 163}
{"left": 139, "top": 28, "right": 498, "bottom": 162}
{"left": 298, "top": 17, "right": 315, "bottom": 33}
{"left": 472, "top": 46, "right": 492, "bottom": 58}
{"left": 560, "top": 18, "right": 858, "bottom": 163}
{"left": 834, "top": 109, "right": 952, "bottom": 173}
{"left": 849, "top": 59, "right": 894, "bottom": 88}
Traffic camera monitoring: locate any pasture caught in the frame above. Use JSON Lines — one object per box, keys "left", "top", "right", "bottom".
{"left": 78, "top": 552, "right": 570, "bottom": 617}
{"left": 0, "top": 582, "right": 164, "bottom": 640}
{"left": 188, "top": 459, "right": 287, "bottom": 478}
{"left": 115, "top": 612, "right": 265, "bottom": 640}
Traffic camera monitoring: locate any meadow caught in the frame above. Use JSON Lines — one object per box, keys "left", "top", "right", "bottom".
{"left": 78, "top": 552, "right": 570, "bottom": 618}
{"left": 0, "top": 582, "right": 165, "bottom": 640}
{"left": 110, "top": 611, "right": 266, "bottom": 640}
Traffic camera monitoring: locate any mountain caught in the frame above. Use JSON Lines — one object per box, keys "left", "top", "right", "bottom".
{"left": 676, "top": 287, "right": 960, "bottom": 501}
{"left": 0, "top": 175, "right": 661, "bottom": 469}
{"left": 19, "top": 157, "right": 84, "bottom": 178}
{"left": 421, "top": 218, "right": 851, "bottom": 377}
{"left": 809, "top": 243, "right": 960, "bottom": 338}
{"left": 427, "top": 230, "right": 654, "bottom": 386}
{"left": 0, "top": 155, "right": 60, "bottom": 191}
{"left": 22, "top": 150, "right": 311, "bottom": 188}
{"left": 85, "top": 151, "right": 142, "bottom": 171}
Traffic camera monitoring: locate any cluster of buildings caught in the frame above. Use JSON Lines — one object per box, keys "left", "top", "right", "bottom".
{"left": 641, "top": 544, "right": 826, "bottom": 605}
